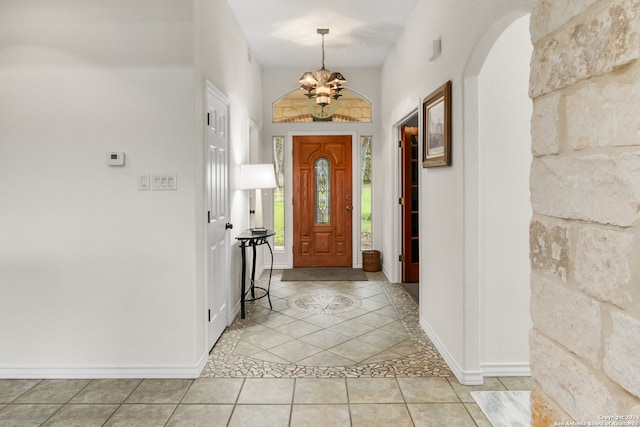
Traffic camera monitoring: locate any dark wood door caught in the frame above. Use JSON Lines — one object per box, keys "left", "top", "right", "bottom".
{"left": 293, "top": 135, "right": 352, "bottom": 267}
{"left": 401, "top": 126, "right": 420, "bottom": 282}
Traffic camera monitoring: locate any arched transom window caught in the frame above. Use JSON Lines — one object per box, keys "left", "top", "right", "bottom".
{"left": 273, "top": 89, "right": 371, "bottom": 123}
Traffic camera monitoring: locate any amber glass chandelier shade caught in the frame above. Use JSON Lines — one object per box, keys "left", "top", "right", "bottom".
{"left": 299, "top": 71, "right": 318, "bottom": 89}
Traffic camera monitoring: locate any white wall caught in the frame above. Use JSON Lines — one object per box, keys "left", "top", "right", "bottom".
{"left": 0, "top": 0, "right": 262, "bottom": 377}
{"left": 478, "top": 15, "right": 532, "bottom": 374}
{"left": 0, "top": 0, "right": 196, "bottom": 375}
{"left": 380, "top": 0, "right": 531, "bottom": 384}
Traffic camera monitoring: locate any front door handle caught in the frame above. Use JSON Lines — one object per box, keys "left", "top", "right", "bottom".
{"left": 346, "top": 206, "right": 352, "bottom": 211}
{"left": 225, "top": 223, "right": 233, "bottom": 230}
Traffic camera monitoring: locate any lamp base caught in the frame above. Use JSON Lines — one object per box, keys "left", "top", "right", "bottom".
{"left": 251, "top": 227, "right": 268, "bottom": 235}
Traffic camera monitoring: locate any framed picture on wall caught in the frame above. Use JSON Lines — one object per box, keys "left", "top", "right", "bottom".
{"left": 422, "top": 80, "right": 452, "bottom": 167}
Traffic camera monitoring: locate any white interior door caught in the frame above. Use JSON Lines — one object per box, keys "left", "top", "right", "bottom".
{"left": 206, "top": 83, "right": 230, "bottom": 350}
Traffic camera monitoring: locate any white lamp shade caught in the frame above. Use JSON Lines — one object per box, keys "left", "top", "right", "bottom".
{"left": 240, "top": 164, "right": 277, "bottom": 190}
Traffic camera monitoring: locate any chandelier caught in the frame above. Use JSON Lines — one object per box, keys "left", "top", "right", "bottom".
{"left": 299, "top": 28, "right": 346, "bottom": 109}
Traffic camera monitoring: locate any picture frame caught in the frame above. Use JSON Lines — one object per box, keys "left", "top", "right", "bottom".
{"left": 422, "top": 80, "right": 452, "bottom": 167}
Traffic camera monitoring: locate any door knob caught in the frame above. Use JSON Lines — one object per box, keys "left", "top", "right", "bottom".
{"left": 225, "top": 223, "right": 233, "bottom": 230}
{"left": 346, "top": 206, "right": 352, "bottom": 211}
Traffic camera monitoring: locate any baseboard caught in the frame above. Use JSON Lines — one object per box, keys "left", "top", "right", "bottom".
{"left": 229, "top": 298, "right": 241, "bottom": 322}
{"left": 481, "top": 362, "right": 531, "bottom": 377}
{"left": 382, "top": 264, "right": 393, "bottom": 282}
{"left": 0, "top": 352, "right": 210, "bottom": 379}
{"left": 194, "top": 347, "right": 209, "bottom": 377}
{"left": 419, "top": 316, "right": 484, "bottom": 385}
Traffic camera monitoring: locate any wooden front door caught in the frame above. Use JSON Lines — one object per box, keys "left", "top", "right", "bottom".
{"left": 293, "top": 135, "right": 352, "bottom": 267}
{"left": 401, "top": 126, "right": 420, "bottom": 283}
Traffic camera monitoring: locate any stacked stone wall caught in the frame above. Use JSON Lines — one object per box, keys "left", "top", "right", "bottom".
{"left": 530, "top": 0, "right": 640, "bottom": 424}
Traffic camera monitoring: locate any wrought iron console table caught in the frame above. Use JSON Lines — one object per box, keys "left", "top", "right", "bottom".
{"left": 235, "top": 229, "right": 275, "bottom": 319}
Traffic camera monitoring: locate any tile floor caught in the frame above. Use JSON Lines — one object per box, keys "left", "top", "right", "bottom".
{"left": 0, "top": 271, "right": 533, "bottom": 426}
{"left": 0, "top": 376, "right": 533, "bottom": 426}
{"left": 201, "top": 271, "right": 450, "bottom": 378}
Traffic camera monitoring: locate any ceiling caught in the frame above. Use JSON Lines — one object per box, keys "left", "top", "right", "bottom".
{"left": 225, "top": 0, "right": 417, "bottom": 69}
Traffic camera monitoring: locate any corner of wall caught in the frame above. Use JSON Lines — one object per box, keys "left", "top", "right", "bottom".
{"left": 420, "top": 316, "right": 483, "bottom": 385}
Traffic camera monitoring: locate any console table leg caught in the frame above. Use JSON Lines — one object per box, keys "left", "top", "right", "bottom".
{"left": 240, "top": 243, "right": 247, "bottom": 319}
{"left": 265, "top": 240, "right": 274, "bottom": 310}
{"left": 250, "top": 244, "right": 257, "bottom": 299}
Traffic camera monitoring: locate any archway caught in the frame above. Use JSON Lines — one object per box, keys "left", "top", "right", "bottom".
{"left": 478, "top": 14, "right": 532, "bottom": 375}
{"left": 462, "top": 12, "right": 532, "bottom": 381}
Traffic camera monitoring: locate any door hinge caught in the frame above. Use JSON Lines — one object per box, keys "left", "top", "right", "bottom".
{"left": 399, "top": 255, "right": 405, "bottom": 262}
{"left": 208, "top": 309, "right": 211, "bottom": 322}
{"left": 398, "top": 140, "right": 403, "bottom": 148}
{"left": 208, "top": 210, "right": 211, "bottom": 223}
{"left": 399, "top": 197, "right": 404, "bottom": 205}
{"left": 207, "top": 112, "right": 210, "bottom": 126}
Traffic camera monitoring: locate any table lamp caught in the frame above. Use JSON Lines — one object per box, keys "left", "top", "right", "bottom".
{"left": 240, "top": 163, "right": 277, "bottom": 233}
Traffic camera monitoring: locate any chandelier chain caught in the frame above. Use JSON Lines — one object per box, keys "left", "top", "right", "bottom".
{"left": 321, "top": 34, "right": 326, "bottom": 69}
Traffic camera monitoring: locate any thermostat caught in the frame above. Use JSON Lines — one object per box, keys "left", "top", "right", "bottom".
{"left": 106, "top": 152, "right": 125, "bottom": 166}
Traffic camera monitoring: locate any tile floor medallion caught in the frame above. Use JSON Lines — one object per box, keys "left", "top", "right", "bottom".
{"left": 201, "top": 271, "right": 452, "bottom": 378}
{"left": 288, "top": 291, "right": 361, "bottom": 315}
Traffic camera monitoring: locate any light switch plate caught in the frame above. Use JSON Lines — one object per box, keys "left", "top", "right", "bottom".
{"left": 138, "top": 173, "right": 150, "bottom": 191}
{"left": 152, "top": 173, "right": 177, "bottom": 191}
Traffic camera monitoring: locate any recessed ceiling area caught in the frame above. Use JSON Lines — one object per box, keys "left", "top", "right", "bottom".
{"left": 225, "top": 0, "right": 417, "bottom": 69}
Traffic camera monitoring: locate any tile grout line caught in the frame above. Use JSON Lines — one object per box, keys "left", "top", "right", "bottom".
{"left": 396, "top": 377, "right": 417, "bottom": 427}
{"left": 288, "top": 378, "right": 296, "bottom": 427}
{"left": 163, "top": 378, "right": 195, "bottom": 427}
{"left": 101, "top": 379, "right": 143, "bottom": 426}
{"left": 345, "top": 377, "right": 354, "bottom": 427}
{"left": 37, "top": 379, "right": 93, "bottom": 427}
{"left": 225, "top": 378, "right": 245, "bottom": 427}
{"left": 10, "top": 379, "right": 44, "bottom": 405}
{"left": 462, "top": 400, "right": 483, "bottom": 427}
